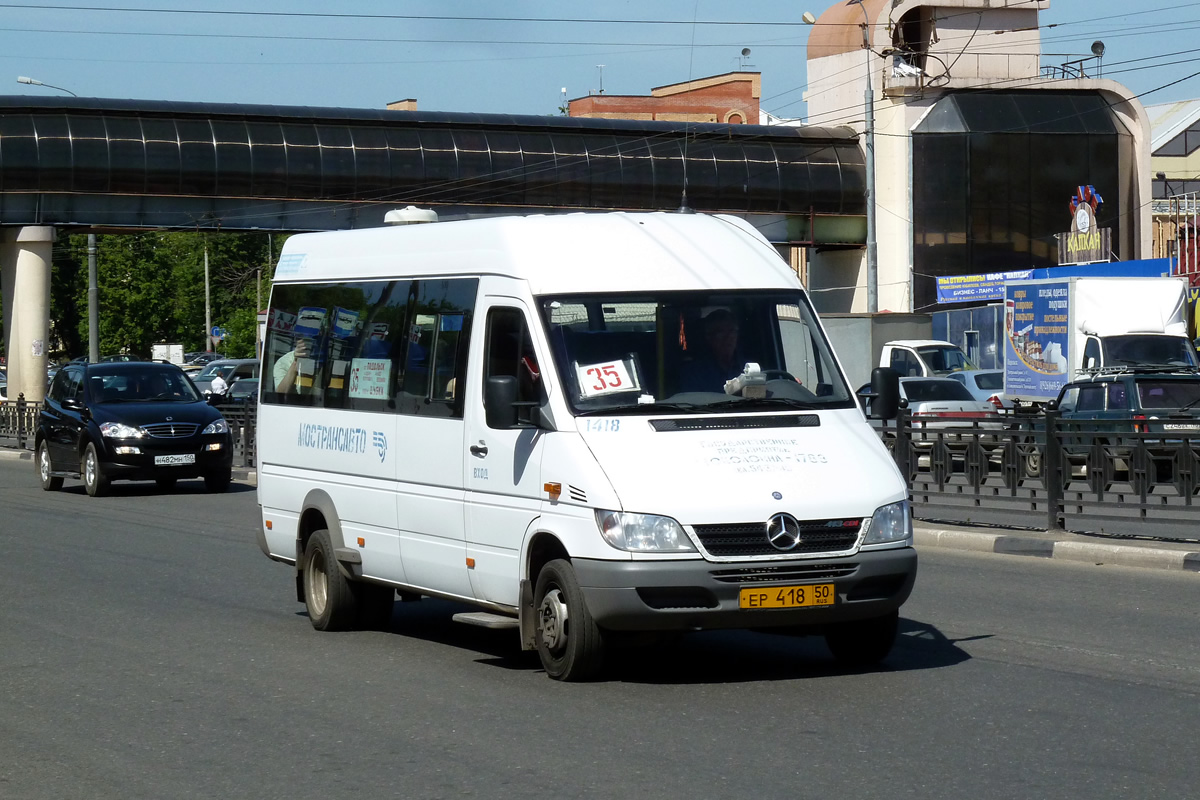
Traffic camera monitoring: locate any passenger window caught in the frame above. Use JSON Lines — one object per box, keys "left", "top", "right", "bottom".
{"left": 48, "top": 371, "right": 70, "bottom": 402}
{"left": 1106, "top": 383, "right": 1128, "bottom": 411}
{"left": 1077, "top": 385, "right": 1105, "bottom": 412}
{"left": 484, "top": 307, "right": 542, "bottom": 422}
{"left": 1057, "top": 387, "right": 1078, "bottom": 413}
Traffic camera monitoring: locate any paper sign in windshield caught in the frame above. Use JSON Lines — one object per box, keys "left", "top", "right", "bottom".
{"left": 576, "top": 360, "right": 639, "bottom": 398}
{"left": 349, "top": 358, "right": 391, "bottom": 399}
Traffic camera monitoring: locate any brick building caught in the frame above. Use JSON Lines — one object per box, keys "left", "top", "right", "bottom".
{"left": 568, "top": 72, "right": 760, "bottom": 124}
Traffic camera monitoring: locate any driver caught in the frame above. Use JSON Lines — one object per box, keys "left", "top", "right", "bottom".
{"left": 680, "top": 309, "right": 745, "bottom": 393}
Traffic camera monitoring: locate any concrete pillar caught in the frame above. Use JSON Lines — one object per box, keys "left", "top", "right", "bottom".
{"left": 1, "top": 226, "right": 56, "bottom": 403}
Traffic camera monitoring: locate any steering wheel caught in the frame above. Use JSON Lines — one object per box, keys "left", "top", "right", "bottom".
{"left": 760, "top": 369, "right": 799, "bottom": 383}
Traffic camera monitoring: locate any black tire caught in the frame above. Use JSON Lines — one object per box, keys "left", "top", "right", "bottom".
{"left": 302, "top": 529, "right": 359, "bottom": 631}
{"left": 37, "top": 440, "right": 63, "bottom": 491}
{"left": 825, "top": 610, "right": 899, "bottom": 669}
{"left": 534, "top": 559, "right": 605, "bottom": 681}
{"left": 81, "top": 442, "right": 109, "bottom": 497}
{"left": 204, "top": 469, "right": 232, "bottom": 493}
{"left": 155, "top": 477, "right": 178, "bottom": 491}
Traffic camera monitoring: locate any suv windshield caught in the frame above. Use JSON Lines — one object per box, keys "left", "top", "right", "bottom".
{"left": 539, "top": 291, "right": 853, "bottom": 414}
{"left": 89, "top": 368, "right": 201, "bottom": 402}
{"left": 916, "top": 345, "right": 974, "bottom": 374}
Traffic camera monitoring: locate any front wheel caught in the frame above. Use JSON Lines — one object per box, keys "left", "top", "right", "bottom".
{"left": 824, "top": 610, "right": 899, "bottom": 668}
{"left": 204, "top": 469, "right": 231, "bottom": 493}
{"left": 82, "top": 442, "right": 109, "bottom": 497}
{"left": 534, "top": 559, "right": 605, "bottom": 681}
{"left": 37, "top": 441, "right": 63, "bottom": 491}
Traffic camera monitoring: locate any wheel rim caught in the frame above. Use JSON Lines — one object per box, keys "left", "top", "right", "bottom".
{"left": 85, "top": 450, "right": 96, "bottom": 487}
{"left": 538, "top": 587, "right": 569, "bottom": 653}
{"left": 39, "top": 445, "right": 50, "bottom": 482}
{"left": 307, "top": 550, "right": 328, "bottom": 617}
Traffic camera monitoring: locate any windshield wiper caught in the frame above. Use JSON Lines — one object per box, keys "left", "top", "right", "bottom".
{"left": 716, "top": 396, "right": 823, "bottom": 412}
{"left": 575, "top": 401, "right": 709, "bottom": 416}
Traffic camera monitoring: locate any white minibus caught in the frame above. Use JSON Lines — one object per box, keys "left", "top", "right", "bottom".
{"left": 256, "top": 210, "right": 915, "bottom": 681}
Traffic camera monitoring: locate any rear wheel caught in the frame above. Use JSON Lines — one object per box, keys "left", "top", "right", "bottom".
{"left": 82, "top": 443, "right": 109, "bottom": 497}
{"left": 303, "top": 529, "right": 358, "bottom": 631}
{"left": 825, "top": 610, "right": 899, "bottom": 668}
{"left": 37, "top": 441, "right": 63, "bottom": 491}
{"left": 534, "top": 559, "right": 605, "bottom": 681}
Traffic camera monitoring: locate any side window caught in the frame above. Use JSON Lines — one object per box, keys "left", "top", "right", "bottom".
{"left": 62, "top": 368, "right": 83, "bottom": 402}
{"left": 1077, "top": 385, "right": 1105, "bottom": 412}
{"left": 48, "top": 371, "right": 70, "bottom": 402}
{"left": 262, "top": 277, "right": 476, "bottom": 417}
{"left": 1083, "top": 338, "right": 1101, "bottom": 371}
{"left": 1107, "top": 382, "right": 1128, "bottom": 411}
{"left": 484, "top": 307, "right": 542, "bottom": 421}
{"left": 397, "top": 278, "right": 476, "bottom": 418}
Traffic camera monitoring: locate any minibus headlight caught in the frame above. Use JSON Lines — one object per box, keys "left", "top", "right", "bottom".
{"left": 99, "top": 421, "right": 146, "bottom": 439}
{"left": 862, "top": 500, "right": 912, "bottom": 545}
{"left": 203, "top": 419, "right": 229, "bottom": 435}
{"left": 595, "top": 511, "right": 696, "bottom": 552}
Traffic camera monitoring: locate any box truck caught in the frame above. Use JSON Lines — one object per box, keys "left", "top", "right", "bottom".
{"left": 1004, "top": 276, "right": 1197, "bottom": 404}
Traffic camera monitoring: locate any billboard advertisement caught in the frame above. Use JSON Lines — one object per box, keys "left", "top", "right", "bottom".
{"left": 1005, "top": 281, "right": 1070, "bottom": 398}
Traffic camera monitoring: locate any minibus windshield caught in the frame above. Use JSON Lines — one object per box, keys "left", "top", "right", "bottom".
{"left": 539, "top": 291, "right": 855, "bottom": 415}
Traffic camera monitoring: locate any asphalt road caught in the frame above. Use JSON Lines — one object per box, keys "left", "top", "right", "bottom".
{"left": 2, "top": 458, "right": 1199, "bottom": 800}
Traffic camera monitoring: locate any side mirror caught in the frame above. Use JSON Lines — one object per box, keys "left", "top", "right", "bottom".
{"left": 485, "top": 376, "right": 519, "bottom": 429}
{"left": 869, "top": 367, "right": 901, "bottom": 420}
{"left": 63, "top": 397, "right": 86, "bottom": 413}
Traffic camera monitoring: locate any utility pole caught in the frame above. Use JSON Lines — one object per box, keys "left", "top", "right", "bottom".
{"left": 204, "top": 242, "right": 212, "bottom": 352}
{"left": 87, "top": 233, "right": 99, "bottom": 362}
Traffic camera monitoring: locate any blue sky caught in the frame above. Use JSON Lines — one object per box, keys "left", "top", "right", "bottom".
{"left": 2, "top": 1, "right": 1199, "bottom": 119}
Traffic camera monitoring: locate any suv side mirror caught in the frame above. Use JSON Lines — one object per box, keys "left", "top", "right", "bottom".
{"left": 869, "top": 367, "right": 901, "bottom": 420}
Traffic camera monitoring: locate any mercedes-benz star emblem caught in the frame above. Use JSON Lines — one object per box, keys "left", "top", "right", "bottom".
{"left": 766, "top": 513, "right": 802, "bottom": 551}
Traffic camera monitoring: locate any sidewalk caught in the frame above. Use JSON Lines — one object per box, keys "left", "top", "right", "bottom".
{"left": 4, "top": 442, "right": 1197, "bottom": 573}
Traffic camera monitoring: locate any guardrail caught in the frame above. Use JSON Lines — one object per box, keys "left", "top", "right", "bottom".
{"left": 0, "top": 395, "right": 39, "bottom": 449}
{"left": 884, "top": 410, "right": 1200, "bottom": 543}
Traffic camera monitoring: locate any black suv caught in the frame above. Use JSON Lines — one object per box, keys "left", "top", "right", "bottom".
{"left": 36, "top": 361, "right": 234, "bottom": 496}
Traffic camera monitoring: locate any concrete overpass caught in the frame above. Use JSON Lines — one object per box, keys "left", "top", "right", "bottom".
{"left": 1, "top": 96, "right": 867, "bottom": 401}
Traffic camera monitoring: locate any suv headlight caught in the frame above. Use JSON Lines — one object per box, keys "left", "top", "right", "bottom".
{"left": 595, "top": 510, "right": 696, "bottom": 552}
{"left": 203, "top": 419, "right": 229, "bottom": 435}
{"left": 99, "top": 421, "right": 146, "bottom": 439}
{"left": 862, "top": 500, "right": 912, "bottom": 546}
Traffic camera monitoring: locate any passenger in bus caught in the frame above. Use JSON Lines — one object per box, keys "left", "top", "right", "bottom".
{"left": 273, "top": 336, "right": 315, "bottom": 394}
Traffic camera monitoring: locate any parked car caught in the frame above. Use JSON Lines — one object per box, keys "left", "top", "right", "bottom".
{"left": 0, "top": 368, "right": 6, "bottom": 400}
{"left": 225, "top": 377, "right": 259, "bottom": 405}
{"left": 35, "top": 361, "right": 233, "bottom": 496}
{"left": 186, "top": 352, "right": 225, "bottom": 366}
{"left": 946, "top": 369, "right": 1011, "bottom": 410}
{"left": 190, "top": 358, "right": 259, "bottom": 395}
{"left": 99, "top": 353, "right": 144, "bottom": 363}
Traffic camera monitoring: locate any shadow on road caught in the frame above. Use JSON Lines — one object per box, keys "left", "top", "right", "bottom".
{"left": 56, "top": 479, "right": 256, "bottom": 497}
{"left": 306, "top": 598, "right": 976, "bottom": 684}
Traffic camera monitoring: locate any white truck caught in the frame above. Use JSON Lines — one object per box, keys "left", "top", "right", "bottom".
{"left": 1004, "top": 276, "right": 1197, "bottom": 404}
{"left": 878, "top": 340, "right": 974, "bottom": 379}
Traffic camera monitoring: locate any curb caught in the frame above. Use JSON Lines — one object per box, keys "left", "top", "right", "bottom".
{"left": 915, "top": 526, "right": 1200, "bottom": 573}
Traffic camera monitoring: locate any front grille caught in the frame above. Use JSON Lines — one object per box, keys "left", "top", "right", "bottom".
{"left": 693, "top": 519, "right": 862, "bottom": 557}
{"left": 142, "top": 422, "right": 199, "bottom": 438}
{"left": 709, "top": 563, "right": 858, "bottom": 583}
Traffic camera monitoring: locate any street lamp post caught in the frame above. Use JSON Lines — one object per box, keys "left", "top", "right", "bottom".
{"left": 16, "top": 75, "right": 77, "bottom": 96}
{"left": 805, "top": 3, "right": 878, "bottom": 312}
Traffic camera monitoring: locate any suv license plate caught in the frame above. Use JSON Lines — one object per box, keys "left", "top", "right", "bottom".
{"left": 154, "top": 453, "right": 196, "bottom": 466}
{"left": 739, "top": 584, "right": 834, "bottom": 609}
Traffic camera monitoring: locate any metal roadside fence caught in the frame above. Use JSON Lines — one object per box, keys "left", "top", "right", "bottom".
{"left": 883, "top": 409, "right": 1200, "bottom": 542}
{"left": 0, "top": 394, "right": 39, "bottom": 450}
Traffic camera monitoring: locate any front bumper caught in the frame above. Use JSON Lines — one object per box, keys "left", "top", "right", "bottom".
{"left": 572, "top": 547, "right": 917, "bottom": 632}
{"left": 99, "top": 433, "right": 233, "bottom": 480}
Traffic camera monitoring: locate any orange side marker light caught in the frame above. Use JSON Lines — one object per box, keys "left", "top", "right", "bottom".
{"left": 544, "top": 482, "right": 562, "bottom": 499}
